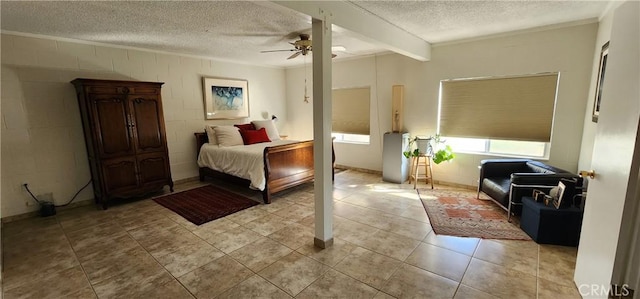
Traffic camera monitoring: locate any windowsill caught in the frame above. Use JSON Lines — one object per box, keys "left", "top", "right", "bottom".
{"left": 453, "top": 150, "right": 549, "bottom": 161}
{"left": 333, "top": 140, "right": 370, "bottom": 145}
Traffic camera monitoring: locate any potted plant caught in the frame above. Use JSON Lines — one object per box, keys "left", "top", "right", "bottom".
{"left": 403, "top": 134, "right": 455, "bottom": 164}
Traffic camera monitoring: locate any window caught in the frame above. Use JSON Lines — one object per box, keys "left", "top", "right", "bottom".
{"left": 445, "top": 137, "right": 548, "bottom": 158}
{"left": 439, "top": 73, "right": 559, "bottom": 142}
{"left": 332, "top": 87, "right": 370, "bottom": 144}
{"left": 438, "top": 73, "right": 558, "bottom": 158}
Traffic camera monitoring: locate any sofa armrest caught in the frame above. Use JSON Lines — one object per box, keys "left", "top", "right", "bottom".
{"left": 480, "top": 159, "right": 531, "bottom": 181}
{"left": 511, "top": 172, "right": 580, "bottom": 186}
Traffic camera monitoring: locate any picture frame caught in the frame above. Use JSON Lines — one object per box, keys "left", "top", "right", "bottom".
{"left": 202, "top": 77, "right": 249, "bottom": 119}
{"left": 592, "top": 41, "right": 609, "bottom": 123}
{"left": 554, "top": 181, "right": 566, "bottom": 209}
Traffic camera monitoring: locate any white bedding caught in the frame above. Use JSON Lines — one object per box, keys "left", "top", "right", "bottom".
{"left": 197, "top": 140, "right": 300, "bottom": 191}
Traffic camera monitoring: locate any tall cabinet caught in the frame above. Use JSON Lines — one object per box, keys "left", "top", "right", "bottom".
{"left": 72, "top": 79, "right": 173, "bottom": 208}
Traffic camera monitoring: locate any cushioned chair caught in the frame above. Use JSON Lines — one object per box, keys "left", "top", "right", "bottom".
{"left": 477, "top": 159, "right": 582, "bottom": 221}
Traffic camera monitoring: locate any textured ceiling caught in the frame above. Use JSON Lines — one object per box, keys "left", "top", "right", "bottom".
{"left": 0, "top": 1, "right": 610, "bottom": 68}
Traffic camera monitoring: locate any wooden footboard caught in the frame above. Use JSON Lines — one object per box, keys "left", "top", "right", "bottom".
{"left": 194, "top": 132, "right": 334, "bottom": 204}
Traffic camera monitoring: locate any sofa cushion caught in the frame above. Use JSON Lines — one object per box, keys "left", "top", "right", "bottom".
{"left": 482, "top": 177, "right": 511, "bottom": 206}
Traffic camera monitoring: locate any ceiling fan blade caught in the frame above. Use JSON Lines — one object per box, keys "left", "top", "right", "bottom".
{"left": 287, "top": 52, "right": 302, "bottom": 60}
{"left": 261, "top": 49, "right": 297, "bottom": 53}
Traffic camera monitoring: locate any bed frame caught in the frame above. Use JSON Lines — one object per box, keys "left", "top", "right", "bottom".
{"left": 195, "top": 133, "right": 334, "bottom": 204}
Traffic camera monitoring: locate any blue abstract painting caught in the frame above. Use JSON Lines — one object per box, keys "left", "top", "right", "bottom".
{"left": 212, "top": 86, "right": 244, "bottom": 110}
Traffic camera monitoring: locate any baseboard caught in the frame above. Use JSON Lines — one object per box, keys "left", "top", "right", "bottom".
{"left": 335, "top": 164, "right": 382, "bottom": 175}
{"left": 1, "top": 198, "right": 95, "bottom": 224}
{"left": 433, "top": 180, "right": 477, "bottom": 191}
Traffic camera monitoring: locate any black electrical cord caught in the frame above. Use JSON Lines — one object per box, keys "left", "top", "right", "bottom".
{"left": 23, "top": 180, "right": 92, "bottom": 207}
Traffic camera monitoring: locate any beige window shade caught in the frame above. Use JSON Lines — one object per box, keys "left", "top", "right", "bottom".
{"left": 332, "top": 87, "right": 370, "bottom": 135}
{"left": 439, "top": 73, "right": 558, "bottom": 142}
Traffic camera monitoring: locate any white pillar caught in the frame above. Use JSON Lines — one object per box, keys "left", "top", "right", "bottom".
{"left": 312, "top": 13, "right": 333, "bottom": 249}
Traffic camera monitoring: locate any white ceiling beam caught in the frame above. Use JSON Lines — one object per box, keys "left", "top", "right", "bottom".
{"left": 272, "top": 1, "right": 431, "bottom": 61}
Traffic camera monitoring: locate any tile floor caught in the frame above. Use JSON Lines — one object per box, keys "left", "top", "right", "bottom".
{"left": 1, "top": 170, "right": 583, "bottom": 298}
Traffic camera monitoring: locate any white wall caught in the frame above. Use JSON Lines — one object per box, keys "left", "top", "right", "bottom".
{"left": 1, "top": 33, "right": 286, "bottom": 218}
{"left": 578, "top": 7, "right": 615, "bottom": 171}
{"left": 286, "top": 23, "right": 598, "bottom": 186}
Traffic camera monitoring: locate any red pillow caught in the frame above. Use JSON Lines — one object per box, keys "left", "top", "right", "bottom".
{"left": 234, "top": 123, "right": 256, "bottom": 131}
{"left": 240, "top": 128, "right": 271, "bottom": 145}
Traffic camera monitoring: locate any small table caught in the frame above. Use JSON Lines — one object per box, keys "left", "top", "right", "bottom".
{"left": 408, "top": 154, "right": 433, "bottom": 189}
{"left": 520, "top": 197, "right": 584, "bottom": 246}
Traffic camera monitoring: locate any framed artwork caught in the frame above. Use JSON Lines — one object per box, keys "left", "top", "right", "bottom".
{"left": 202, "top": 77, "right": 249, "bottom": 119}
{"left": 554, "top": 181, "right": 566, "bottom": 209}
{"left": 592, "top": 41, "right": 609, "bottom": 123}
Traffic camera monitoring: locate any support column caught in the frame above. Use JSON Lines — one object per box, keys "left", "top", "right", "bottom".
{"left": 312, "top": 13, "right": 333, "bottom": 249}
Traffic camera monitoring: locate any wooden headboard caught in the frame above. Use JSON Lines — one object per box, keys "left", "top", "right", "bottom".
{"left": 195, "top": 132, "right": 208, "bottom": 157}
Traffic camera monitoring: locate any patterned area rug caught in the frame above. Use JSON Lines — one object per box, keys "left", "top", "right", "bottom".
{"left": 154, "top": 185, "right": 259, "bottom": 225}
{"left": 418, "top": 188, "right": 531, "bottom": 240}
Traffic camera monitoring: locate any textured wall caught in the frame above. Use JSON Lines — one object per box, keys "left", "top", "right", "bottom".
{"left": 286, "top": 22, "right": 597, "bottom": 186}
{"left": 1, "top": 34, "right": 286, "bottom": 217}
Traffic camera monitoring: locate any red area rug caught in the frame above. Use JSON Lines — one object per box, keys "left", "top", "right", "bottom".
{"left": 418, "top": 188, "right": 531, "bottom": 240}
{"left": 154, "top": 185, "right": 259, "bottom": 225}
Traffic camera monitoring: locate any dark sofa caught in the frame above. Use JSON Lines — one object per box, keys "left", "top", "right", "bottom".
{"left": 477, "top": 159, "right": 582, "bottom": 220}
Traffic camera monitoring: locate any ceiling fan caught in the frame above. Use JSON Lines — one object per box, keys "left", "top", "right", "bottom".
{"left": 261, "top": 34, "right": 339, "bottom": 60}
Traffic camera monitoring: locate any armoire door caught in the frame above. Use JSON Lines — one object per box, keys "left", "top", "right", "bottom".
{"left": 101, "top": 156, "right": 139, "bottom": 194}
{"left": 137, "top": 152, "right": 171, "bottom": 187}
{"left": 129, "top": 95, "right": 166, "bottom": 153}
{"left": 89, "top": 94, "right": 135, "bottom": 158}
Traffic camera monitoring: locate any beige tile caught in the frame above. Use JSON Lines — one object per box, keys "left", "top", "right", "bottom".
{"left": 2, "top": 244, "right": 80, "bottom": 290}
{"left": 422, "top": 231, "right": 480, "bottom": 256}
{"left": 296, "top": 237, "right": 357, "bottom": 267}
{"left": 273, "top": 203, "right": 314, "bottom": 222}
{"left": 229, "top": 237, "right": 293, "bottom": 272}
{"left": 2, "top": 216, "right": 59, "bottom": 237}
{"left": 382, "top": 264, "right": 459, "bottom": 298}
{"left": 206, "top": 225, "right": 263, "bottom": 253}
{"left": 473, "top": 239, "right": 538, "bottom": 276}
{"left": 373, "top": 291, "right": 396, "bottom": 299}
{"left": 255, "top": 197, "right": 295, "bottom": 213}
{"left": 178, "top": 256, "right": 253, "bottom": 298}
{"left": 538, "top": 244, "right": 578, "bottom": 287}
{"left": 156, "top": 240, "right": 225, "bottom": 277}
{"left": 350, "top": 229, "right": 421, "bottom": 261}
{"left": 224, "top": 206, "right": 271, "bottom": 224}
{"left": 192, "top": 217, "right": 241, "bottom": 240}
{"left": 92, "top": 263, "right": 175, "bottom": 299}
{"left": 217, "top": 274, "right": 292, "bottom": 299}
{"left": 243, "top": 214, "right": 293, "bottom": 236}
{"left": 268, "top": 222, "right": 315, "bottom": 250}
{"left": 538, "top": 277, "right": 582, "bottom": 299}
{"left": 133, "top": 279, "right": 195, "bottom": 299}
{"left": 81, "top": 245, "right": 159, "bottom": 284}
{"left": 461, "top": 258, "right": 537, "bottom": 298}
{"left": 297, "top": 269, "right": 379, "bottom": 299}
{"left": 131, "top": 224, "right": 203, "bottom": 258}
{"left": 333, "top": 217, "right": 380, "bottom": 244}
{"left": 405, "top": 242, "right": 471, "bottom": 282}
{"left": 383, "top": 216, "right": 433, "bottom": 240}
{"left": 334, "top": 247, "right": 402, "bottom": 289}
{"left": 2, "top": 265, "right": 95, "bottom": 299}
{"left": 454, "top": 284, "right": 499, "bottom": 299}
{"left": 258, "top": 251, "right": 329, "bottom": 296}
{"left": 58, "top": 210, "right": 115, "bottom": 232}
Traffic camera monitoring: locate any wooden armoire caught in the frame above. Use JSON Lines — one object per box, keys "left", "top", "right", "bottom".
{"left": 72, "top": 79, "right": 173, "bottom": 208}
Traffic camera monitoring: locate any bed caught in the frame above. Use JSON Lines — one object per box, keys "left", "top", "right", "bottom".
{"left": 195, "top": 132, "right": 334, "bottom": 204}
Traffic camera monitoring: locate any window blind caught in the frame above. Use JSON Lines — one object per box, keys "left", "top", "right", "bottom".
{"left": 332, "top": 87, "right": 370, "bottom": 135}
{"left": 439, "top": 73, "right": 558, "bottom": 142}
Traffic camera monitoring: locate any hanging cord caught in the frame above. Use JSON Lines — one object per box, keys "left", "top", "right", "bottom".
{"left": 23, "top": 180, "right": 92, "bottom": 207}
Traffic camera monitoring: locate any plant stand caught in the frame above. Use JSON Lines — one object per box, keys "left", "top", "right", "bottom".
{"left": 409, "top": 154, "right": 433, "bottom": 189}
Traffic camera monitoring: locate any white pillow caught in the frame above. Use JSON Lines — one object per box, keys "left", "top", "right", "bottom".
{"left": 205, "top": 125, "right": 218, "bottom": 145}
{"left": 251, "top": 120, "right": 280, "bottom": 141}
{"left": 213, "top": 125, "right": 244, "bottom": 147}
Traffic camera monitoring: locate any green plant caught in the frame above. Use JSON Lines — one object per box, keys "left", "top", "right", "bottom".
{"left": 402, "top": 134, "right": 455, "bottom": 164}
